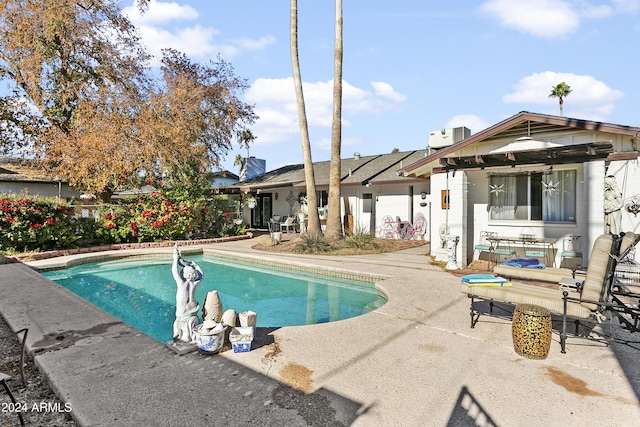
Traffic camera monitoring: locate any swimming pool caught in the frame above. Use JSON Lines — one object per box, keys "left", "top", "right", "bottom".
{"left": 41, "top": 255, "right": 387, "bottom": 343}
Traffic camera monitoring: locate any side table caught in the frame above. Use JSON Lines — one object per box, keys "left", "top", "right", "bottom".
{"left": 512, "top": 304, "right": 552, "bottom": 359}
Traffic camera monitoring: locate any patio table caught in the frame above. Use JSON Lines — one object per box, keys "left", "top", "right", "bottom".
{"left": 488, "top": 235, "right": 557, "bottom": 267}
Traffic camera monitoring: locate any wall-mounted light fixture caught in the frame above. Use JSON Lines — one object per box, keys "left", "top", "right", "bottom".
{"left": 421, "top": 192, "right": 427, "bottom": 200}
{"left": 275, "top": 192, "right": 279, "bottom": 200}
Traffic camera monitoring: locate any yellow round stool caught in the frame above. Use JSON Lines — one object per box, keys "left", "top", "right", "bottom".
{"left": 512, "top": 304, "right": 552, "bottom": 359}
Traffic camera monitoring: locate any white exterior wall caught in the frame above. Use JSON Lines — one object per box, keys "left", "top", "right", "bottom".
{"left": 462, "top": 158, "right": 640, "bottom": 267}
{"left": 581, "top": 158, "right": 640, "bottom": 265}
{"left": 464, "top": 164, "right": 587, "bottom": 267}
{"left": 242, "top": 183, "right": 431, "bottom": 238}
{"left": 584, "top": 161, "right": 605, "bottom": 265}
{"left": 428, "top": 161, "right": 606, "bottom": 269}
{"left": 446, "top": 128, "right": 640, "bottom": 267}
{"left": 368, "top": 183, "right": 429, "bottom": 236}
{"left": 0, "top": 181, "right": 79, "bottom": 199}
{"left": 429, "top": 172, "right": 466, "bottom": 265}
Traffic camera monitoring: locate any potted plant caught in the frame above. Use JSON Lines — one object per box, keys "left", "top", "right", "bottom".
{"left": 318, "top": 207, "right": 327, "bottom": 220}
{"left": 245, "top": 196, "right": 256, "bottom": 209}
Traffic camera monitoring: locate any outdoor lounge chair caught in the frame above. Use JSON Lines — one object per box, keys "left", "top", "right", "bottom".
{"left": 462, "top": 232, "right": 640, "bottom": 353}
{"left": 280, "top": 216, "right": 297, "bottom": 233}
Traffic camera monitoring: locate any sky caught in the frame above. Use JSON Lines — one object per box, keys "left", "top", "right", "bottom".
{"left": 122, "top": 0, "right": 640, "bottom": 174}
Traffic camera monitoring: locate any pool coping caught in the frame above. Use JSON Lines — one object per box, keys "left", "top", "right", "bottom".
{"left": 29, "top": 246, "right": 391, "bottom": 283}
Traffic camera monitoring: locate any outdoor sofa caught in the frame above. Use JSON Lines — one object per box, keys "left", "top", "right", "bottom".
{"left": 461, "top": 232, "right": 640, "bottom": 353}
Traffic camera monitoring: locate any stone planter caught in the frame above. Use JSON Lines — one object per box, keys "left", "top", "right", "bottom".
{"left": 193, "top": 324, "right": 227, "bottom": 354}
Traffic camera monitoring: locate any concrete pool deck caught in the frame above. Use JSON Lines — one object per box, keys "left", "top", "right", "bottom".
{"left": 1, "top": 238, "right": 639, "bottom": 426}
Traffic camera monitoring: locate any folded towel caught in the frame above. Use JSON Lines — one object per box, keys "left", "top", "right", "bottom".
{"left": 464, "top": 277, "right": 508, "bottom": 284}
{"left": 525, "top": 263, "right": 546, "bottom": 269}
{"left": 501, "top": 262, "right": 524, "bottom": 268}
{"left": 461, "top": 274, "right": 507, "bottom": 284}
{"left": 499, "top": 257, "right": 548, "bottom": 269}
{"left": 464, "top": 281, "right": 513, "bottom": 287}
{"left": 461, "top": 273, "right": 497, "bottom": 281}
{"left": 514, "top": 257, "right": 542, "bottom": 266}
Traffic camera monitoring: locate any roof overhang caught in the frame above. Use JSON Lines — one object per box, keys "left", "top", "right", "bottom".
{"left": 433, "top": 142, "right": 635, "bottom": 173}
{"left": 398, "top": 111, "right": 640, "bottom": 178}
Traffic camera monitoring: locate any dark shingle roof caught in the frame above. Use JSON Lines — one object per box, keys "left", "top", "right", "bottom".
{"left": 0, "top": 157, "right": 56, "bottom": 183}
{"left": 232, "top": 150, "right": 429, "bottom": 191}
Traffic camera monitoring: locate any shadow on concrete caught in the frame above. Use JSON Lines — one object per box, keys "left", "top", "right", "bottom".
{"left": 252, "top": 326, "right": 278, "bottom": 349}
{"left": 10, "top": 318, "right": 366, "bottom": 426}
{"left": 469, "top": 298, "right": 640, "bottom": 400}
{"left": 447, "top": 386, "right": 499, "bottom": 427}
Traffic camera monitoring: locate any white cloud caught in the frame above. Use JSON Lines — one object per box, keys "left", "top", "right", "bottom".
{"left": 613, "top": 0, "right": 640, "bottom": 13}
{"left": 136, "top": 25, "right": 230, "bottom": 63}
{"left": 479, "top": 0, "right": 580, "bottom": 38}
{"left": 124, "top": 0, "right": 198, "bottom": 25}
{"left": 122, "top": 1, "right": 273, "bottom": 65}
{"left": 233, "top": 36, "right": 277, "bottom": 51}
{"left": 244, "top": 78, "right": 405, "bottom": 147}
{"left": 445, "top": 115, "right": 490, "bottom": 134}
{"left": 503, "top": 71, "right": 624, "bottom": 120}
{"left": 580, "top": 4, "right": 613, "bottom": 19}
{"left": 371, "top": 81, "right": 407, "bottom": 103}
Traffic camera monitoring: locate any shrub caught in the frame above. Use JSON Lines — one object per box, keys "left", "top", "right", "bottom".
{"left": 0, "top": 190, "right": 245, "bottom": 253}
{"left": 0, "top": 195, "right": 77, "bottom": 252}
{"left": 298, "top": 233, "right": 333, "bottom": 253}
{"left": 344, "top": 227, "right": 379, "bottom": 250}
{"left": 94, "top": 191, "right": 239, "bottom": 244}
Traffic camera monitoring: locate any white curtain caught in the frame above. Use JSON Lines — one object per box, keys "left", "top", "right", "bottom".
{"left": 490, "top": 175, "right": 517, "bottom": 220}
{"left": 543, "top": 170, "right": 576, "bottom": 222}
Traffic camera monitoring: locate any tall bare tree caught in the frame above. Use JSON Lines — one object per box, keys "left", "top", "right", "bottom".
{"left": 290, "top": 0, "right": 321, "bottom": 235}
{"left": 43, "top": 50, "right": 255, "bottom": 202}
{"left": 0, "top": 0, "right": 149, "bottom": 139}
{"left": 549, "top": 82, "right": 572, "bottom": 116}
{"left": 324, "top": 0, "right": 343, "bottom": 241}
{"left": 0, "top": 2, "right": 255, "bottom": 201}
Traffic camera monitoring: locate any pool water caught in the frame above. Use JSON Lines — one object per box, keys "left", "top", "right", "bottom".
{"left": 41, "top": 255, "right": 386, "bottom": 343}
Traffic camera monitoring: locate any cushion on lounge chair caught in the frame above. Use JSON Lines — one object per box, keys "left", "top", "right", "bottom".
{"left": 460, "top": 282, "right": 591, "bottom": 318}
{"left": 463, "top": 233, "right": 620, "bottom": 317}
{"left": 579, "top": 234, "right": 617, "bottom": 310}
{"left": 619, "top": 232, "right": 640, "bottom": 258}
{"left": 493, "top": 265, "right": 580, "bottom": 283}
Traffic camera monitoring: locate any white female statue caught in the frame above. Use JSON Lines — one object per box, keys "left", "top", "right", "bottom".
{"left": 172, "top": 244, "right": 203, "bottom": 343}
{"left": 604, "top": 175, "right": 623, "bottom": 235}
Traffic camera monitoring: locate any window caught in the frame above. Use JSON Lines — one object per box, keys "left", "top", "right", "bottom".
{"left": 317, "top": 190, "right": 328, "bottom": 208}
{"left": 362, "top": 193, "right": 372, "bottom": 213}
{"left": 489, "top": 170, "right": 576, "bottom": 222}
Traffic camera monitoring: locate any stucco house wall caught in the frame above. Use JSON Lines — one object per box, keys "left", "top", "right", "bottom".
{"left": 400, "top": 112, "right": 640, "bottom": 267}
{"left": 241, "top": 181, "right": 430, "bottom": 238}
{"left": 231, "top": 150, "right": 431, "bottom": 236}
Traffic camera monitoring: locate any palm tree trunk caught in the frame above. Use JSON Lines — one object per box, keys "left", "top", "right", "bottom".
{"left": 290, "top": 0, "right": 321, "bottom": 235}
{"left": 559, "top": 97, "right": 564, "bottom": 116}
{"left": 325, "top": 0, "right": 343, "bottom": 241}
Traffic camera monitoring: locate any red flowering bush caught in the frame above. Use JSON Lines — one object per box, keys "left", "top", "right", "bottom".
{"left": 0, "top": 195, "right": 77, "bottom": 252}
{"left": 95, "top": 190, "right": 238, "bottom": 244}
{"left": 0, "top": 189, "right": 244, "bottom": 252}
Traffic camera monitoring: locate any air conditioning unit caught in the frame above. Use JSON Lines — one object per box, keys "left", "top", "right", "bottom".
{"left": 428, "top": 127, "right": 471, "bottom": 149}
